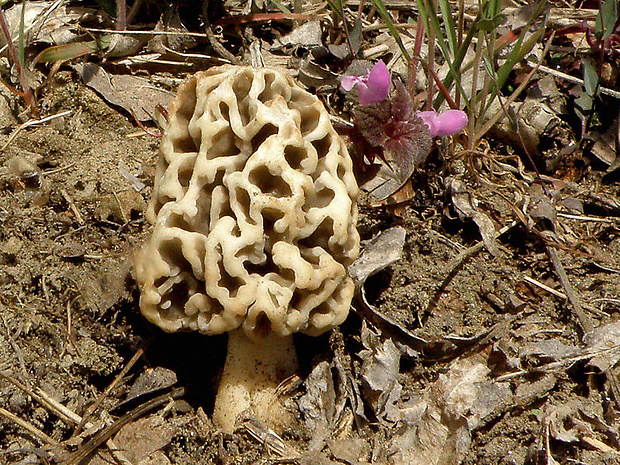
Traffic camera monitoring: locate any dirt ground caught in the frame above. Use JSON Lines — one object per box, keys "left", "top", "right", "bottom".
{"left": 2, "top": 63, "right": 620, "bottom": 465}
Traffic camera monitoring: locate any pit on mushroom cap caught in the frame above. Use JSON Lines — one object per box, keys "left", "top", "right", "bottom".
{"left": 135, "top": 65, "right": 360, "bottom": 432}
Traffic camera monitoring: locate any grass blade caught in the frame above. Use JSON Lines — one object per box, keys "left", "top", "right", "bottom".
{"left": 437, "top": 0, "right": 456, "bottom": 56}
{"left": 34, "top": 39, "right": 101, "bottom": 64}
{"left": 371, "top": 0, "right": 411, "bottom": 62}
{"left": 417, "top": 0, "right": 470, "bottom": 108}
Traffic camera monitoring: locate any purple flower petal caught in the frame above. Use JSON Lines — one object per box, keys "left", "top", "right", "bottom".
{"left": 416, "top": 109, "right": 467, "bottom": 137}
{"left": 358, "top": 60, "right": 391, "bottom": 105}
{"left": 416, "top": 111, "right": 441, "bottom": 138}
{"left": 341, "top": 75, "right": 363, "bottom": 92}
{"left": 433, "top": 109, "right": 468, "bottom": 137}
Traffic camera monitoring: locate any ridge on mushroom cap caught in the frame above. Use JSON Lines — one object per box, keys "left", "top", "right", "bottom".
{"left": 135, "top": 66, "right": 360, "bottom": 339}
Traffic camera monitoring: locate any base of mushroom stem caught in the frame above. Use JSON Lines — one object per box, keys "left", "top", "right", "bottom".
{"left": 212, "top": 328, "right": 299, "bottom": 433}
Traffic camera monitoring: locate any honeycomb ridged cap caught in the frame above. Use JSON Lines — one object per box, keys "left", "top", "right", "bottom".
{"left": 135, "top": 66, "right": 360, "bottom": 338}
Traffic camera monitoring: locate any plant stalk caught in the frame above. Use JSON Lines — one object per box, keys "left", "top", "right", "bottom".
{"left": 0, "top": 6, "right": 38, "bottom": 117}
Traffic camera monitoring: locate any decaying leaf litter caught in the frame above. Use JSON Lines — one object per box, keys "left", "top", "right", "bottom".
{"left": 1, "top": 0, "right": 620, "bottom": 463}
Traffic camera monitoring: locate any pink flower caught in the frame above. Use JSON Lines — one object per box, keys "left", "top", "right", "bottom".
{"left": 416, "top": 109, "right": 468, "bottom": 138}
{"left": 341, "top": 60, "right": 391, "bottom": 105}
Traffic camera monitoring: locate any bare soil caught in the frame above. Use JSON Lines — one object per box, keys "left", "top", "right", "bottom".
{"left": 1, "top": 69, "right": 620, "bottom": 465}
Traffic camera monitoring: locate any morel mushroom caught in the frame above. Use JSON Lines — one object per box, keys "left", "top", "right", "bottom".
{"left": 135, "top": 66, "right": 360, "bottom": 433}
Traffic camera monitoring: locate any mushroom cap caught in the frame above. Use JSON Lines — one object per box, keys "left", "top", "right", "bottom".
{"left": 135, "top": 66, "right": 360, "bottom": 338}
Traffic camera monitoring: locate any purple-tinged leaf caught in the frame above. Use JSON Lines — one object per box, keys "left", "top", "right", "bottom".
{"left": 391, "top": 80, "right": 414, "bottom": 121}
{"left": 384, "top": 117, "right": 431, "bottom": 183}
{"left": 353, "top": 99, "right": 391, "bottom": 146}
{"left": 353, "top": 81, "right": 431, "bottom": 185}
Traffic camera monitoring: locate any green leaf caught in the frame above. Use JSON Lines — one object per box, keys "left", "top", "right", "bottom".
{"left": 34, "top": 39, "right": 102, "bottom": 63}
{"left": 476, "top": 13, "right": 506, "bottom": 32}
{"left": 270, "top": 0, "right": 292, "bottom": 15}
{"left": 582, "top": 58, "right": 599, "bottom": 97}
{"left": 438, "top": 0, "right": 457, "bottom": 56}
{"left": 486, "top": 1, "right": 548, "bottom": 106}
{"left": 325, "top": 0, "right": 342, "bottom": 19}
{"left": 349, "top": 18, "right": 363, "bottom": 53}
{"left": 433, "top": 18, "right": 478, "bottom": 108}
{"left": 494, "top": 25, "right": 546, "bottom": 93}
{"left": 574, "top": 89, "right": 593, "bottom": 120}
{"left": 594, "top": 0, "right": 618, "bottom": 41}
{"left": 418, "top": 0, "right": 469, "bottom": 105}
{"left": 483, "top": 0, "right": 503, "bottom": 18}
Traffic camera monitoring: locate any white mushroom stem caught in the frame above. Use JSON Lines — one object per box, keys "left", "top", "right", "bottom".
{"left": 212, "top": 328, "right": 299, "bottom": 433}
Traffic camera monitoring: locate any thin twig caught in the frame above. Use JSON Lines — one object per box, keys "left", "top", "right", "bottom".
{"left": 0, "top": 74, "right": 22, "bottom": 96}
{"left": 126, "top": 0, "right": 144, "bottom": 25}
{"left": 242, "top": 418, "right": 299, "bottom": 458}
{"left": 495, "top": 345, "right": 620, "bottom": 382}
{"left": 0, "top": 407, "right": 61, "bottom": 447}
{"left": 33, "top": 389, "right": 134, "bottom": 465}
{"left": 522, "top": 275, "right": 567, "bottom": 300}
{"left": 338, "top": 0, "right": 355, "bottom": 59}
{"left": 202, "top": 0, "right": 237, "bottom": 64}
{"left": 130, "top": 110, "right": 161, "bottom": 138}
{"left": 84, "top": 27, "right": 210, "bottom": 38}
{"left": 556, "top": 213, "right": 618, "bottom": 223}
{"left": 0, "top": 371, "right": 85, "bottom": 426}
{"left": 547, "top": 246, "right": 593, "bottom": 334}
{"left": 116, "top": 0, "right": 127, "bottom": 31}
{"left": 425, "top": 0, "right": 436, "bottom": 109}
{"left": 64, "top": 300, "right": 80, "bottom": 356}
{"left": 43, "top": 162, "right": 77, "bottom": 176}
{"left": 537, "top": 64, "right": 620, "bottom": 99}
{"left": 112, "top": 191, "right": 129, "bottom": 224}
{"left": 78, "top": 349, "right": 144, "bottom": 431}
{"left": 64, "top": 387, "right": 186, "bottom": 465}
{"left": 1, "top": 315, "right": 27, "bottom": 374}
{"left": 0, "top": 371, "right": 135, "bottom": 465}
{"left": 494, "top": 160, "right": 620, "bottom": 214}
{"left": 406, "top": 17, "right": 424, "bottom": 95}
{"left": 473, "top": 32, "right": 555, "bottom": 141}
{"left": 2, "top": 110, "right": 72, "bottom": 151}
{"left": 60, "top": 188, "right": 85, "bottom": 225}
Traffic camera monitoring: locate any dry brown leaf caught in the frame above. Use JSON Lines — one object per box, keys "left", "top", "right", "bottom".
{"left": 299, "top": 361, "right": 339, "bottom": 450}
{"left": 384, "top": 351, "right": 516, "bottom": 465}
{"left": 0, "top": 2, "right": 102, "bottom": 51}
{"left": 326, "top": 438, "right": 370, "bottom": 465}
{"left": 113, "top": 415, "right": 177, "bottom": 463}
{"left": 271, "top": 20, "right": 323, "bottom": 53}
{"left": 73, "top": 63, "right": 175, "bottom": 121}
{"left": 123, "top": 368, "right": 178, "bottom": 405}
{"left": 519, "top": 339, "right": 581, "bottom": 364}
{"left": 447, "top": 177, "right": 499, "bottom": 257}
{"left": 349, "top": 226, "right": 406, "bottom": 291}
{"left": 585, "top": 321, "right": 620, "bottom": 372}
{"left": 148, "top": 7, "right": 197, "bottom": 54}
{"left": 388, "top": 358, "right": 485, "bottom": 465}
{"left": 360, "top": 322, "right": 402, "bottom": 424}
